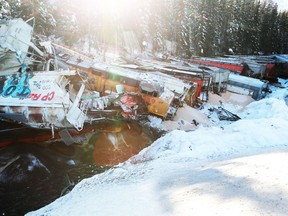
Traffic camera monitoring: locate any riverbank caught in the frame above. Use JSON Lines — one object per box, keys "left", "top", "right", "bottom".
{"left": 26, "top": 82, "right": 288, "bottom": 215}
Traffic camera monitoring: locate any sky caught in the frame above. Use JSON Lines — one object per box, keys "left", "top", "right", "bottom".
{"left": 273, "top": 0, "right": 288, "bottom": 11}
{"left": 26, "top": 79, "right": 288, "bottom": 216}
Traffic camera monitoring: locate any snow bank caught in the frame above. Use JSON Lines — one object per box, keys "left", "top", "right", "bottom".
{"left": 135, "top": 89, "right": 288, "bottom": 164}
{"left": 241, "top": 97, "right": 288, "bottom": 120}
{"left": 131, "top": 116, "right": 288, "bottom": 164}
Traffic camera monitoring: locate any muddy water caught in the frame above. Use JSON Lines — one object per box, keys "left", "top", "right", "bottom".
{"left": 0, "top": 120, "right": 162, "bottom": 215}
{"left": 91, "top": 121, "right": 154, "bottom": 166}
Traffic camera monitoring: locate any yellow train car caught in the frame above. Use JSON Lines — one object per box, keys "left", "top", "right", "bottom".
{"left": 64, "top": 60, "right": 196, "bottom": 120}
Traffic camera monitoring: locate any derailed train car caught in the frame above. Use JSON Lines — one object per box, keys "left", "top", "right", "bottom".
{"left": 64, "top": 57, "right": 197, "bottom": 120}
{"left": 0, "top": 70, "right": 88, "bottom": 130}
{"left": 190, "top": 56, "right": 278, "bottom": 82}
{"left": 0, "top": 17, "right": 195, "bottom": 132}
{"left": 227, "top": 73, "right": 269, "bottom": 100}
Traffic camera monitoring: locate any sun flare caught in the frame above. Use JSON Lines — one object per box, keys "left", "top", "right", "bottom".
{"left": 73, "top": 0, "right": 144, "bottom": 15}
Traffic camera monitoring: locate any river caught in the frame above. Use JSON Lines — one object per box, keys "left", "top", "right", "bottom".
{"left": 0, "top": 120, "right": 162, "bottom": 215}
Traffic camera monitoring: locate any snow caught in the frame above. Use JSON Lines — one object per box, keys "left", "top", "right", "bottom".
{"left": 27, "top": 154, "right": 50, "bottom": 173}
{"left": 26, "top": 81, "right": 288, "bottom": 216}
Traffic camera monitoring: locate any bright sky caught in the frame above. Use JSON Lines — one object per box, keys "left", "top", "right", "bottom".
{"left": 274, "top": 0, "right": 288, "bottom": 11}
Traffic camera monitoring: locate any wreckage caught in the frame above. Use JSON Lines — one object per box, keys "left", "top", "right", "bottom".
{"left": 136, "top": 58, "right": 230, "bottom": 101}
{"left": 0, "top": 17, "right": 272, "bottom": 139}
{"left": 190, "top": 56, "right": 278, "bottom": 82}
{"left": 59, "top": 57, "right": 196, "bottom": 120}
{"left": 0, "top": 18, "right": 89, "bottom": 131}
{"left": 0, "top": 18, "right": 43, "bottom": 74}
{"left": 0, "top": 18, "right": 196, "bottom": 132}
{"left": 51, "top": 41, "right": 198, "bottom": 120}
{"left": 0, "top": 69, "right": 86, "bottom": 130}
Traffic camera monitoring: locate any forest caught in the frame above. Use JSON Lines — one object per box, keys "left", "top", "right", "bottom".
{"left": 1, "top": 0, "right": 288, "bottom": 57}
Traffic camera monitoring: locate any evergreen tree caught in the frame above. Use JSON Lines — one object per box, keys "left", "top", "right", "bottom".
{"left": 215, "top": 0, "right": 233, "bottom": 55}
{"left": 202, "top": 0, "right": 218, "bottom": 56}
{"left": 240, "top": 0, "right": 256, "bottom": 54}
{"left": 251, "top": 0, "right": 262, "bottom": 54}
{"left": 53, "top": 0, "right": 80, "bottom": 45}
{"left": 259, "top": 2, "right": 277, "bottom": 54}
{"left": 5, "top": 0, "right": 56, "bottom": 35}
{"left": 145, "top": 0, "right": 165, "bottom": 53}
{"left": 4, "top": 0, "right": 288, "bottom": 56}
{"left": 181, "top": 0, "right": 196, "bottom": 57}
{"left": 0, "top": 0, "right": 11, "bottom": 18}
{"left": 278, "top": 11, "right": 288, "bottom": 53}
{"left": 189, "top": 0, "right": 205, "bottom": 56}
{"left": 270, "top": 5, "right": 280, "bottom": 53}
{"left": 6, "top": 0, "right": 21, "bottom": 18}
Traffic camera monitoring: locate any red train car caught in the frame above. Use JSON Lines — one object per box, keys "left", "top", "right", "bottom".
{"left": 190, "top": 57, "right": 278, "bottom": 82}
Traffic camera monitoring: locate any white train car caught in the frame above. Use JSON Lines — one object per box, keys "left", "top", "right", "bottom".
{"left": 227, "top": 73, "right": 269, "bottom": 100}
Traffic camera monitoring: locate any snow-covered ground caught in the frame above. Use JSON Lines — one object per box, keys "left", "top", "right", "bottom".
{"left": 27, "top": 80, "right": 288, "bottom": 216}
